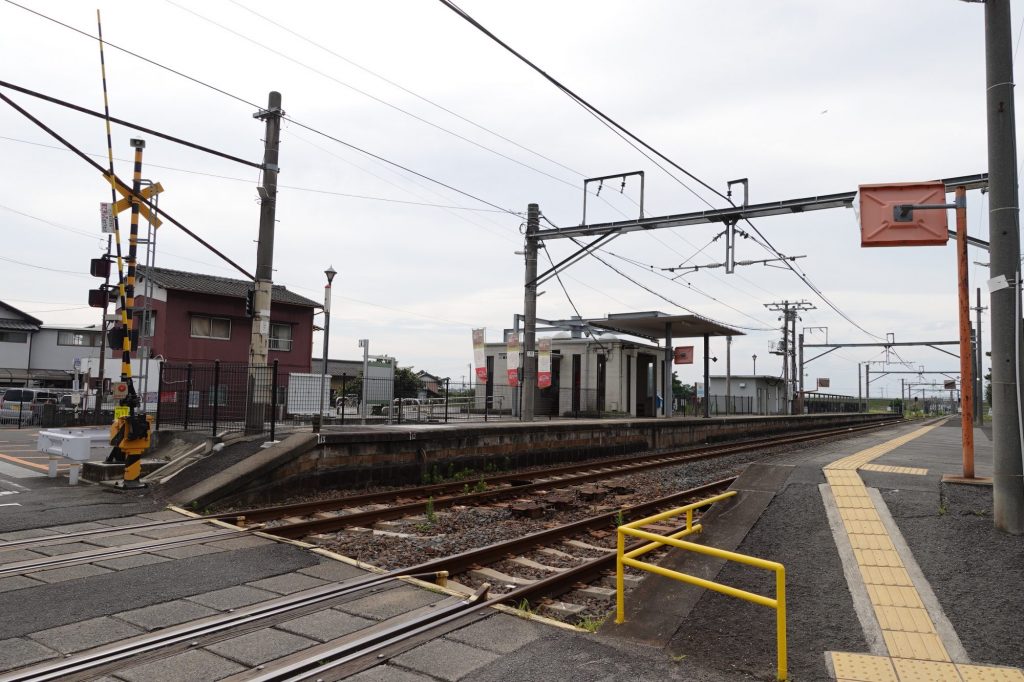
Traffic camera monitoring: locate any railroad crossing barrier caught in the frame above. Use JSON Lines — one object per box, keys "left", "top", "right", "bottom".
{"left": 615, "top": 490, "right": 788, "bottom": 681}
{"left": 36, "top": 427, "right": 110, "bottom": 485}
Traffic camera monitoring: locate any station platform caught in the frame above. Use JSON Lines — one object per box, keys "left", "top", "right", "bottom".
{"left": 0, "top": 416, "right": 1020, "bottom": 681}
{"left": 608, "top": 417, "right": 1023, "bottom": 681}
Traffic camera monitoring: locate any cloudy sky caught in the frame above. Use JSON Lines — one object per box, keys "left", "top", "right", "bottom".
{"left": 0, "top": 0, "right": 1017, "bottom": 397}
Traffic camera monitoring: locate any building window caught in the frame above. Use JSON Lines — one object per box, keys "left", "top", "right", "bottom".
{"left": 190, "top": 315, "right": 231, "bottom": 340}
{"left": 269, "top": 323, "right": 292, "bottom": 351}
{"left": 57, "top": 331, "right": 100, "bottom": 347}
{"left": 0, "top": 331, "right": 28, "bottom": 344}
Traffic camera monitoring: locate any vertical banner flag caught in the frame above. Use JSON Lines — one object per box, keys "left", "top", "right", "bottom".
{"left": 472, "top": 328, "right": 488, "bottom": 383}
{"left": 506, "top": 332, "right": 521, "bottom": 387}
{"left": 537, "top": 337, "right": 552, "bottom": 389}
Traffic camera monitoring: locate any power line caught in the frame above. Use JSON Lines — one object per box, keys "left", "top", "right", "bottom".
{"left": 3, "top": 0, "right": 260, "bottom": 109}
{"left": 436, "top": 0, "right": 880, "bottom": 340}
{"left": 165, "top": 0, "right": 583, "bottom": 190}
{"left": 0, "top": 134, "right": 512, "bottom": 214}
{"left": 0, "top": 80, "right": 261, "bottom": 168}
{"left": 0, "top": 89, "right": 255, "bottom": 280}
{"left": 0, "top": 253, "right": 93, "bottom": 277}
{"left": 226, "top": 0, "right": 585, "bottom": 180}
{"left": 3, "top": 3, "right": 523, "bottom": 222}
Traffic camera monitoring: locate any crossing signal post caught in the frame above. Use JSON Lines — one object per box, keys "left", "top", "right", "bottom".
{"left": 103, "top": 138, "right": 156, "bottom": 488}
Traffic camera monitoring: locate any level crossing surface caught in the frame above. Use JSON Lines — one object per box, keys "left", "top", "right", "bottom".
{"left": 0, "top": 418, "right": 1020, "bottom": 681}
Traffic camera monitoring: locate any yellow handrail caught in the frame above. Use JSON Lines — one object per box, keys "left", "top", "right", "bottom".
{"left": 615, "top": 490, "right": 788, "bottom": 681}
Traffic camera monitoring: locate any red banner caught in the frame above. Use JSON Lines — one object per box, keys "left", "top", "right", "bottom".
{"left": 537, "top": 338, "right": 552, "bottom": 389}
{"left": 506, "top": 332, "right": 520, "bottom": 387}
{"left": 472, "top": 328, "right": 488, "bottom": 383}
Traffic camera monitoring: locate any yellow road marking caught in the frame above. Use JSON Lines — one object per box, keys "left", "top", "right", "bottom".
{"left": 0, "top": 452, "right": 66, "bottom": 472}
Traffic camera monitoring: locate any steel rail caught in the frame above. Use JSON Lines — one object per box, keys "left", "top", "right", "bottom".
{"left": 237, "top": 416, "right": 898, "bottom": 522}
{"left": 216, "top": 479, "right": 739, "bottom": 682}
{"left": 222, "top": 587, "right": 490, "bottom": 682}
{"left": 0, "top": 571, "right": 447, "bottom": 682}
{"left": 0, "top": 527, "right": 250, "bottom": 579}
{"left": 0, "top": 417, "right": 901, "bottom": 554}
{"left": 265, "top": 419, "right": 903, "bottom": 539}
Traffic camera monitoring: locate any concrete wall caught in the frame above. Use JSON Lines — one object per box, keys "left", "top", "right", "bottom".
{"left": 208, "top": 412, "right": 895, "bottom": 506}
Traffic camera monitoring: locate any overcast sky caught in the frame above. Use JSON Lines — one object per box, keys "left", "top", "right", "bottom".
{"left": 0, "top": 0, "right": 1018, "bottom": 398}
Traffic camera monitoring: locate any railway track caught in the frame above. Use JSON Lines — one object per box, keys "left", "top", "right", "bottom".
{"left": 0, "top": 418, "right": 921, "bottom": 681}
{"left": 0, "top": 417, "right": 901, "bottom": 569}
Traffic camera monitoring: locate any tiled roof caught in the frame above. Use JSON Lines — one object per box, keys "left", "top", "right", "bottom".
{"left": 0, "top": 301, "right": 43, "bottom": 329}
{"left": 139, "top": 267, "right": 320, "bottom": 308}
{"left": 0, "top": 319, "right": 40, "bottom": 332}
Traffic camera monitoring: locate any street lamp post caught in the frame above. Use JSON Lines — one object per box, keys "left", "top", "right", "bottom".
{"left": 318, "top": 266, "right": 337, "bottom": 423}
{"left": 359, "top": 339, "right": 370, "bottom": 421}
{"left": 752, "top": 354, "right": 757, "bottom": 375}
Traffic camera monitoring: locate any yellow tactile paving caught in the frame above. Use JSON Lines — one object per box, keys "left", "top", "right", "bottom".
{"left": 860, "top": 565, "right": 914, "bottom": 587}
{"left": 831, "top": 652, "right": 898, "bottom": 682}
{"left": 823, "top": 422, "right": 1024, "bottom": 681}
{"left": 882, "top": 630, "right": 950, "bottom": 662}
{"left": 873, "top": 605, "right": 935, "bottom": 634}
{"left": 860, "top": 464, "right": 928, "bottom": 476}
{"left": 892, "top": 658, "right": 961, "bottom": 681}
{"left": 848, "top": 534, "right": 895, "bottom": 551}
{"left": 840, "top": 507, "right": 883, "bottom": 522}
{"left": 958, "top": 664, "right": 1024, "bottom": 681}
{"left": 866, "top": 584, "right": 924, "bottom": 609}
{"left": 844, "top": 519, "right": 889, "bottom": 535}
{"left": 853, "top": 548, "right": 903, "bottom": 568}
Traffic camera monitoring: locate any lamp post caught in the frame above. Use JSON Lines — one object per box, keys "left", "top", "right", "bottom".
{"left": 318, "top": 266, "right": 337, "bottom": 423}
{"left": 752, "top": 354, "right": 757, "bottom": 375}
{"left": 359, "top": 339, "right": 370, "bottom": 421}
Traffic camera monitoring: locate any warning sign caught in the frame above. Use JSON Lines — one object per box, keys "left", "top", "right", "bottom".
{"left": 673, "top": 346, "right": 694, "bottom": 365}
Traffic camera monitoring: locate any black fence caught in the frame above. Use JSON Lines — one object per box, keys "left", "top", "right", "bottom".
{"left": 0, "top": 395, "right": 117, "bottom": 430}
{"left": 155, "top": 364, "right": 875, "bottom": 437}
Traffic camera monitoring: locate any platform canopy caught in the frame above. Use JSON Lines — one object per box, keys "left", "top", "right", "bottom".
{"left": 587, "top": 311, "right": 745, "bottom": 342}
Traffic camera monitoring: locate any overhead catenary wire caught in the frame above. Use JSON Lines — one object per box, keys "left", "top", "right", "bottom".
{"left": 435, "top": 0, "right": 881, "bottom": 340}
{"left": 164, "top": 0, "right": 584, "bottom": 191}
{"left": 225, "top": 0, "right": 585, "bottom": 180}
{"left": 0, "top": 90, "right": 255, "bottom": 280}
{"left": 0, "top": 80, "right": 261, "bottom": 169}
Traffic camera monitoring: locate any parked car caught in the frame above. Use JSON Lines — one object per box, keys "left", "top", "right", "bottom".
{"left": 0, "top": 388, "right": 60, "bottom": 424}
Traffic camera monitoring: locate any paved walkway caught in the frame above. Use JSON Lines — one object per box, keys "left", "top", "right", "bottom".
{"left": 823, "top": 420, "right": 1022, "bottom": 681}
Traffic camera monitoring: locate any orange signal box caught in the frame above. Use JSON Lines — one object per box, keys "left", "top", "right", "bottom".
{"left": 859, "top": 181, "right": 949, "bottom": 247}
{"left": 673, "top": 346, "right": 694, "bottom": 365}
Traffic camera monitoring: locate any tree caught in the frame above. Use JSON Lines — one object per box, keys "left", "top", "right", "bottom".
{"left": 394, "top": 367, "right": 424, "bottom": 399}
{"left": 985, "top": 371, "right": 992, "bottom": 406}
{"left": 672, "top": 371, "right": 694, "bottom": 400}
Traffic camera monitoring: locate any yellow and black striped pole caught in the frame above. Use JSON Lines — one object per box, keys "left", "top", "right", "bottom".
{"left": 115, "top": 138, "right": 147, "bottom": 487}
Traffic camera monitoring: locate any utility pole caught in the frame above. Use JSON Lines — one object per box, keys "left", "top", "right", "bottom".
{"left": 858, "top": 362, "right": 863, "bottom": 410}
{"left": 983, "top": 0, "right": 1024, "bottom": 533}
{"left": 765, "top": 300, "right": 814, "bottom": 415}
{"left": 249, "top": 91, "right": 282, "bottom": 368}
{"left": 521, "top": 203, "right": 540, "bottom": 422}
{"left": 973, "top": 287, "right": 986, "bottom": 422}
{"left": 246, "top": 92, "right": 282, "bottom": 432}
{"left": 797, "top": 332, "right": 804, "bottom": 414}
{"left": 725, "top": 335, "right": 732, "bottom": 415}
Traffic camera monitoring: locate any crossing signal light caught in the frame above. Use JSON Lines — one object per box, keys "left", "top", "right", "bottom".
{"left": 88, "top": 286, "right": 118, "bottom": 309}
{"left": 90, "top": 257, "right": 111, "bottom": 278}
{"left": 245, "top": 289, "right": 255, "bottom": 317}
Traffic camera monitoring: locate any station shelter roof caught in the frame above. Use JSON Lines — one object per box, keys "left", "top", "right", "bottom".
{"left": 587, "top": 311, "right": 745, "bottom": 342}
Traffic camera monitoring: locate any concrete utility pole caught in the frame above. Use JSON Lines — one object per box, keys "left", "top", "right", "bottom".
{"left": 521, "top": 203, "right": 540, "bottom": 422}
{"left": 725, "top": 335, "right": 732, "bottom": 415}
{"left": 765, "top": 300, "right": 814, "bottom": 415}
{"left": 984, "top": 0, "right": 1024, "bottom": 533}
{"left": 974, "top": 287, "right": 986, "bottom": 422}
{"left": 798, "top": 332, "right": 805, "bottom": 414}
{"left": 249, "top": 91, "right": 283, "bottom": 368}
